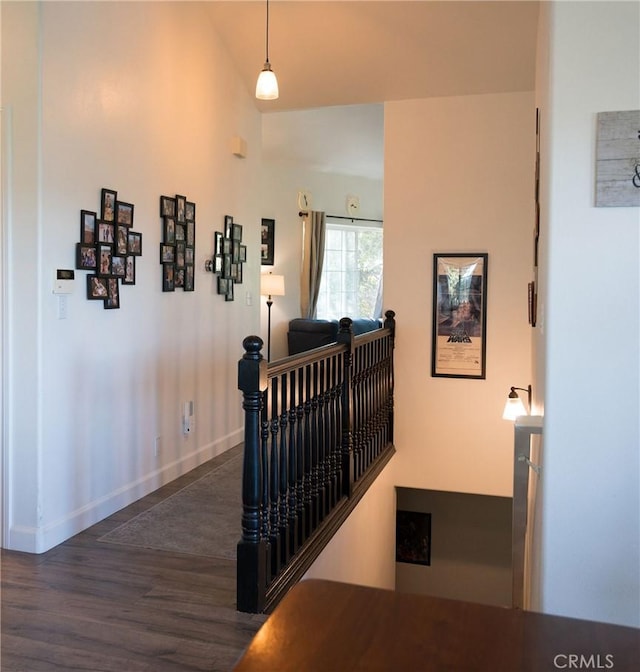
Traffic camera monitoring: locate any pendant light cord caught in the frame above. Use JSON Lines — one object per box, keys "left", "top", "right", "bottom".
{"left": 265, "top": 0, "right": 270, "bottom": 65}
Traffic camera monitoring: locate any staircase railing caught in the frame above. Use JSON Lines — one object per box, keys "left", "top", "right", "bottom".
{"left": 237, "top": 310, "right": 396, "bottom": 613}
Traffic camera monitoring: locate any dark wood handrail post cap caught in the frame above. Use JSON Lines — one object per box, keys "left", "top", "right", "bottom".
{"left": 238, "top": 336, "right": 267, "bottom": 392}
{"left": 337, "top": 317, "right": 354, "bottom": 345}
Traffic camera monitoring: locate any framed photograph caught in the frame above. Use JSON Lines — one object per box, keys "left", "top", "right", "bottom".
{"left": 217, "top": 276, "right": 229, "bottom": 295}
{"left": 176, "top": 194, "right": 186, "bottom": 223}
{"left": 176, "top": 241, "right": 186, "bottom": 269}
{"left": 175, "top": 268, "right": 185, "bottom": 288}
{"left": 213, "top": 254, "right": 223, "bottom": 274}
{"left": 160, "top": 195, "right": 176, "bottom": 218}
{"left": 234, "top": 262, "right": 243, "bottom": 284}
{"left": 185, "top": 247, "right": 194, "bottom": 265}
{"left": 222, "top": 237, "right": 232, "bottom": 254}
{"left": 232, "top": 222, "right": 242, "bottom": 242}
{"left": 396, "top": 510, "right": 431, "bottom": 566}
{"left": 87, "top": 274, "right": 108, "bottom": 300}
{"left": 239, "top": 244, "right": 247, "bottom": 263}
{"left": 111, "top": 255, "right": 126, "bottom": 278}
{"left": 164, "top": 217, "right": 176, "bottom": 244}
{"left": 214, "top": 231, "right": 223, "bottom": 256}
{"left": 185, "top": 201, "right": 195, "bottom": 221}
{"left": 261, "top": 218, "right": 275, "bottom": 266}
{"left": 225, "top": 278, "right": 234, "bottom": 302}
{"left": 115, "top": 224, "right": 129, "bottom": 255}
{"left": 76, "top": 243, "right": 97, "bottom": 270}
{"left": 104, "top": 278, "right": 120, "bottom": 309}
{"left": 176, "top": 223, "right": 185, "bottom": 242}
{"left": 432, "top": 253, "right": 488, "bottom": 379}
{"left": 98, "top": 244, "right": 113, "bottom": 276}
{"left": 162, "top": 263, "right": 175, "bottom": 292}
{"left": 101, "top": 188, "right": 117, "bottom": 222}
{"left": 128, "top": 230, "right": 142, "bottom": 256}
{"left": 160, "top": 243, "right": 175, "bottom": 264}
{"left": 122, "top": 255, "right": 136, "bottom": 285}
{"left": 115, "top": 201, "right": 134, "bottom": 227}
{"left": 222, "top": 253, "right": 232, "bottom": 279}
{"left": 184, "top": 264, "right": 194, "bottom": 292}
{"left": 80, "top": 209, "right": 97, "bottom": 244}
{"left": 224, "top": 215, "right": 233, "bottom": 238}
{"left": 232, "top": 240, "right": 241, "bottom": 264}
{"left": 186, "top": 220, "right": 195, "bottom": 247}
{"left": 97, "top": 220, "right": 115, "bottom": 245}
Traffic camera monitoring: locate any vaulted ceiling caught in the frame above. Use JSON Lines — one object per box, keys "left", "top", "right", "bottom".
{"left": 206, "top": 1, "right": 539, "bottom": 178}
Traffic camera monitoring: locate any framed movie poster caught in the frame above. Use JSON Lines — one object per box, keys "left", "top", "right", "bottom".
{"left": 431, "top": 253, "right": 488, "bottom": 379}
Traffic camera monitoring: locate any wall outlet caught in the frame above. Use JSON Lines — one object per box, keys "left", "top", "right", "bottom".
{"left": 183, "top": 401, "right": 194, "bottom": 435}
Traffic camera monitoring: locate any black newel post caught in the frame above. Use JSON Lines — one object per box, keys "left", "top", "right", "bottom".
{"left": 237, "top": 335, "right": 268, "bottom": 613}
{"left": 336, "top": 317, "right": 355, "bottom": 498}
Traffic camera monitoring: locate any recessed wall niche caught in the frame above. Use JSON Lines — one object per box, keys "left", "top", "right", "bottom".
{"left": 75, "top": 187, "right": 142, "bottom": 309}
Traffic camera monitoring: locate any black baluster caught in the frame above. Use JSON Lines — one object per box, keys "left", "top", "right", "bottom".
{"left": 337, "top": 318, "right": 354, "bottom": 498}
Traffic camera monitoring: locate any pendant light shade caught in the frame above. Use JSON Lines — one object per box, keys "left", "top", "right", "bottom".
{"left": 256, "top": 63, "right": 279, "bottom": 100}
{"left": 256, "top": 0, "right": 279, "bottom": 100}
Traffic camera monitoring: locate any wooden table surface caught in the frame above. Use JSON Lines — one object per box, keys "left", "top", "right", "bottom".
{"left": 233, "top": 579, "right": 639, "bottom": 672}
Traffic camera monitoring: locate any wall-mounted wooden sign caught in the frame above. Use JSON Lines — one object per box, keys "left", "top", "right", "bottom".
{"left": 595, "top": 109, "right": 640, "bottom": 207}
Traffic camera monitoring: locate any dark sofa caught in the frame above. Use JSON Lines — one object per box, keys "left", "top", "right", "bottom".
{"left": 287, "top": 317, "right": 381, "bottom": 356}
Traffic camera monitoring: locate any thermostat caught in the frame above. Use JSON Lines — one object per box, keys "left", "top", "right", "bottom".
{"left": 53, "top": 269, "right": 75, "bottom": 294}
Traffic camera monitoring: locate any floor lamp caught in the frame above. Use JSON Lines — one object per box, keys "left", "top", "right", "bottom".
{"left": 260, "top": 272, "right": 285, "bottom": 361}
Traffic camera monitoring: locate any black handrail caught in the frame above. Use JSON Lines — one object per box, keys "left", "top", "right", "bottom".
{"left": 237, "top": 310, "right": 396, "bottom": 613}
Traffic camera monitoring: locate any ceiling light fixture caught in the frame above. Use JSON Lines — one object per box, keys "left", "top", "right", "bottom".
{"left": 256, "top": 0, "right": 279, "bottom": 100}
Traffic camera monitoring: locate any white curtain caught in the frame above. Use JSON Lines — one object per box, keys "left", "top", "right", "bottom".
{"left": 300, "top": 210, "right": 326, "bottom": 318}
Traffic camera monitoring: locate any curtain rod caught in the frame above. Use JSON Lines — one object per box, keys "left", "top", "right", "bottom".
{"left": 298, "top": 211, "right": 383, "bottom": 224}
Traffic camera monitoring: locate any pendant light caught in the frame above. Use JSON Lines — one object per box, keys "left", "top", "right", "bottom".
{"left": 256, "top": 0, "right": 279, "bottom": 100}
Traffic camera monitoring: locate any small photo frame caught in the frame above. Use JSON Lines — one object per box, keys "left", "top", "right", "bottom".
{"left": 222, "top": 237, "right": 232, "bottom": 254}
{"left": 160, "top": 195, "right": 176, "bottom": 218}
{"left": 186, "top": 221, "right": 195, "bottom": 247}
{"left": 224, "top": 215, "right": 233, "bottom": 238}
{"left": 213, "top": 254, "right": 223, "bottom": 274}
{"left": 128, "top": 231, "right": 142, "bottom": 256}
{"left": 101, "top": 188, "right": 117, "bottom": 222}
{"left": 184, "top": 264, "right": 194, "bottom": 292}
{"left": 232, "top": 240, "right": 241, "bottom": 264}
{"left": 87, "top": 274, "right": 108, "bottom": 299}
{"left": 175, "top": 268, "right": 185, "bottom": 288}
{"left": 97, "top": 220, "right": 115, "bottom": 245}
{"left": 115, "top": 201, "right": 134, "bottom": 227}
{"left": 261, "top": 218, "right": 275, "bottom": 266}
{"left": 176, "top": 241, "right": 186, "bottom": 269}
{"left": 76, "top": 243, "right": 97, "bottom": 270}
{"left": 163, "top": 217, "right": 176, "bottom": 244}
{"left": 80, "top": 210, "right": 97, "bottom": 244}
{"left": 98, "top": 245, "right": 113, "bottom": 276}
{"left": 115, "top": 225, "right": 128, "bottom": 255}
{"left": 185, "top": 201, "right": 195, "bottom": 221}
{"left": 162, "top": 263, "right": 175, "bottom": 292}
{"left": 225, "top": 279, "right": 234, "bottom": 302}
{"left": 104, "top": 278, "right": 120, "bottom": 309}
{"left": 185, "top": 247, "right": 194, "bottom": 265}
{"left": 214, "top": 231, "right": 223, "bottom": 255}
{"left": 232, "top": 223, "right": 242, "bottom": 242}
{"left": 222, "top": 253, "right": 232, "bottom": 279}
{"left": 176, "top": 194, "right": 186, "bottom": 223}
{"left": 160, "top": 243, "right": 175, "bottom": 264}
{"left": 234, "top": 263, "right": 243, "bottom": 284}
{"left": 239, "top": 244, "right": 247, "bottom": 263}
{"left": 111, "top": 256, "right": 126, "bottom": 278}
{"left": 176, "top": 223, "right": 185, "bottom": 242}
{"left": 122, "top": 255, "right": 136, "bottom": 285}
{"left": 396, "top": 510, "right": 431, "bottom": 566}
{"left": 217, "top": 276, "right": 229, "bottom": 295}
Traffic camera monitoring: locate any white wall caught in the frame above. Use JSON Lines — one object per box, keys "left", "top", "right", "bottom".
{"left": 533, "top": 1, "right": 640, "bottom": 628}
{"left": 260, "top": 157, "right": 383, "bottom": 361}
{"left": 385, "top": 91, "right": 534, "bottom": 498}
{"left": 2, "top": 1, "right": 261, "bottom": 552}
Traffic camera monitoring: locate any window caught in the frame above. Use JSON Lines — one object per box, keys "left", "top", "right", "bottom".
{"left": 315, "top": 221, "right": 383, "bottom": 320}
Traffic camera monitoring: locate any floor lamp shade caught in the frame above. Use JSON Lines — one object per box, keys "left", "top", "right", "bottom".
{"left": 261, "top": 273, "right": 285, "bottom": 298}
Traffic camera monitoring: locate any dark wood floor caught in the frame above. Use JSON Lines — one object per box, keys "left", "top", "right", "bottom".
{"left": 0, "top": 447, "right": 267, "bottom": 671}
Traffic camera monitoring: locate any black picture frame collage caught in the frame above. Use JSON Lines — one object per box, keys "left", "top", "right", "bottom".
{"left": 159, "top": 194, "right": 196, "bottom": 292}
{"left": 76, "top": 187, "right": 142, "bottom": 309}
{"left": 212, "top": 215, "right": 246, "bottom": 302}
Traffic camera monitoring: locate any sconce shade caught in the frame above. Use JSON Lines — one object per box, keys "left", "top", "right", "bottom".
{"left": 502, "top": 385, "right": 532, "bottom": 421}
{"left": 261, "top": 273, "right": 285, "bottom": 297}
{"left": 256, "top": 63, "right": 279, "bottom": 100}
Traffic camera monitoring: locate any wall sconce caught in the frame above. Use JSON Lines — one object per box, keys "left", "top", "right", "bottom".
{"left": 502, "top": 385, "right": 532, "bottom": 421}
{"left": 260, "top": 272, "right": 285, "bottom": 361}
